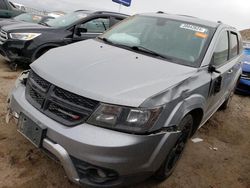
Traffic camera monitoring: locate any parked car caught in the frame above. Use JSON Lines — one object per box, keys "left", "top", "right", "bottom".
{"left": 0, "top": 0, "right": 24, "bottom": 18}
{"left": 8, "top": 13, "right": 242, "bottom": 187}
{"left": 236, "top": 43, "right": 250, "bottom": 94}
{"left": 0, "top": 10, "right": 128, "bottom": 67}
{"left": 0, "top": 13, "right": 54, "bottom": 27}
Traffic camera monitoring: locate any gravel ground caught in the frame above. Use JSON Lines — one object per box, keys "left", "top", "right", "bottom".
{"left": 0, "top": 60, "right": 249, "bottom": 188}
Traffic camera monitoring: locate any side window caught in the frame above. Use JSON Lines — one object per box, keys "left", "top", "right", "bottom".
{"left": 80, "top": 18, "right": 110, "bottom": 33}
{"left": 238, "top": 36, "right": 243, "bottom": 53}
{"left": 230, "top": 32, "right": 239, "bottom": 58}
{"left": 112, "top": 17, "right": 123, "bottom": 25}
{"left": 213, "top": 31, "right": 229, "bottom": 66}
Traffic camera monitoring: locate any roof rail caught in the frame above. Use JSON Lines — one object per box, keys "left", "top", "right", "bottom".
{"left": 74, "top": 10, "right": 90, "bottom": 12}
{"left": 177, "top": 14, "right": 197, "bottom": 18}
{"left": 94, "top": 11, "right": 128, "bottom": 16}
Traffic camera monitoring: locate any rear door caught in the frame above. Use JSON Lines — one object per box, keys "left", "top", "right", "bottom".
{"left": 227, "top": 31, "right": 242, "bottom": 90}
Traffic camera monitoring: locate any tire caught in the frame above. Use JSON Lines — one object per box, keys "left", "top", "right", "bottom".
{"left": 220, "top": 88, "right": 235, "bottom": 110}
{"left": 32, "top": 48, "right": 52, "bottom": 62}
{"left": 220, "top": 77, "right": 240, "bottom": 110}
{"left": 154, "top": 114, "right": 193, "bottom": 181}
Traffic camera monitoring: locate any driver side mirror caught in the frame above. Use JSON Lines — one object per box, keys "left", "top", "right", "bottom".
{"left": 74, "top": 25, "right": 87, "bottom": 36}
{"left": 208, "top": 55, "right": 220, "bottom": 74}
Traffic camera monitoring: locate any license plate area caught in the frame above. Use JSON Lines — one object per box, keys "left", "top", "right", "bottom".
{"left": 17, "top": 113, "right": 47, "bottom": 148}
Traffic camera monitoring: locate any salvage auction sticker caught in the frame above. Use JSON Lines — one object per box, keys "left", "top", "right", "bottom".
{"left": 180, "top": 24, "right": 207, "bottom": 33}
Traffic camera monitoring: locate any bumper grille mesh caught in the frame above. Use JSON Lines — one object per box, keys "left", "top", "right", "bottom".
{"left": 25, "top": 70, "right": 99, "bottom": 126}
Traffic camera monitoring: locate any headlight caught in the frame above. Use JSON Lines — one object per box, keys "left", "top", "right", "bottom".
{"left": 15, "top": 70, "right": 29, "bottom": 88}
{"left": 10, "top": 33, "right": 41, "bottom": 40}
{"left": 87, "top": 103, "right": 163, "bottom": 134}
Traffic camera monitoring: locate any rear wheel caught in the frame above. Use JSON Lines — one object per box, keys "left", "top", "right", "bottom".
{"left": 154, "top": 114, "right": 193, "bottom": 180}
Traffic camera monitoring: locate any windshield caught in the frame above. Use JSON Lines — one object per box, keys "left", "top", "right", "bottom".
{"left": 101, "top": 15, "right": 215, "bottom": 67}
{"left": 14, "top": 13, "right": 43, "bottom": 23}
{"left": 46, "top": 11, "right": 88, "bottom": 28}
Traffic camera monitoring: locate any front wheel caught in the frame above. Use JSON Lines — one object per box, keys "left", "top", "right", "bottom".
{"left": 154, "top": 114, "right": 193, "bottom": 181}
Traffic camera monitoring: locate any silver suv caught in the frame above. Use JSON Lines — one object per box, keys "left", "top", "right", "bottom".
{"left": 8, "top": 13, "right": 242, "bottom": 187}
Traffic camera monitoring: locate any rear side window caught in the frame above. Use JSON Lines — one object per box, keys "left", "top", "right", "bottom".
{"left": 230, "top": 33, "right": 239, "bottom": 58}
{"left": 213, "top": 31, "right": 229, "bottom": 66}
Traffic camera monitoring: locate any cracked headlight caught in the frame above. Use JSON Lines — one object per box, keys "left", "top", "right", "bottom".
{"left": 10, "top": 33, "right": 41, "bottom": 40}
{"left": 87, "top": 103, "right": 163, "bottom": 134}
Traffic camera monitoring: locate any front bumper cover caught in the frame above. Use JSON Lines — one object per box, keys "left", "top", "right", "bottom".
{"left": 0, "top": 40, "right": 32, "bottom": 63}
{"left": 9, "top": 85, "right": 180, "bottom": 187}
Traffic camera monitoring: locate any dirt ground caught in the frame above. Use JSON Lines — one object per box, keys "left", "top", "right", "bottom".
{"left": 0, "top": 60, "right": 249, "bottom": 188}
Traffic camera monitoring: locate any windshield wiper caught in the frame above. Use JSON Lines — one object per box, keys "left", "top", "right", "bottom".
{"left": 131, "top": 46, "right": 172, "bottom": 60}
{"left": 97, "top": 37, "right": 114, "bottom": 44}
{"left": 97, "top": 38, "right": 172, "bottom": 61}
{"left": 97, "top": 37, "right": 132, "bottom": 48}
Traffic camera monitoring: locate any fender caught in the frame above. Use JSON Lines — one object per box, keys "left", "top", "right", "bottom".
{"left": 164, "top": 94, "right": 206, "bottom": 128}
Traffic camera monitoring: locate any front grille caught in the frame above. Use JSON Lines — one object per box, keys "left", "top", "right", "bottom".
{"left": 53, "top": 87, "right": 98, "bottom": 109}
{"left": 25, "top": 70, "right": 99, "bottom": 126}
{"left": 28, "top": 85, "right": 45, "bottom": 106}
{"left": 0, "top": 29, "right": 8, "bottom": 44}
{"left": 29, "top": 71, "right": 51, "bottom": 91}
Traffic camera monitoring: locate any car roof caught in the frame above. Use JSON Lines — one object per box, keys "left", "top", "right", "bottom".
{"left": 138, "top": 12, "right": 221, "bottom": 28}
{"left": 74, "top": 10, "right": 129, "bottom": 17}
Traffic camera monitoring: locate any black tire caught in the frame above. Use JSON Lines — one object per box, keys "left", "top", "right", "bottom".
{"left": 220, "top": 94, "right": 233, "bottom": 110}
{"left": 220, "top": 87, "right": 236, "bottom": 110}
{"left": 154, "top": 114, "right": 193, "bottom": 181}
{"left": 32, "top": 48, "right": 52, "bottom": 62}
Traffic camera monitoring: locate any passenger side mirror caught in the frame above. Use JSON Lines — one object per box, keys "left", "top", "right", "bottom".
{"left": 208, "top": 65, "right": 220, "bottom": 74}
{"left": 74, "top": 25, "right": 87, "bottom": 36}
{"left": 208, "top": 55, "right": 220, "bottom": 73}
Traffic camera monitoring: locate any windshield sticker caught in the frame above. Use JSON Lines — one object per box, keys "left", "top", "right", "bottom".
{"left": 180, "top": 24, "right": 207, "bottom": 33}
{"left": 195, "top": 32, "right": 208, "bottom": 39}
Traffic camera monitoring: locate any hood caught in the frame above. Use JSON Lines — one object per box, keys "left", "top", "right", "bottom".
{"left": 31, "top": 39, "right": 197, "bottom": 107}
{"left": 0, "top": 19, "right": 24, "bottom": 27}
{"left": 2, "top": 22, "right": 48, "bottom": 32}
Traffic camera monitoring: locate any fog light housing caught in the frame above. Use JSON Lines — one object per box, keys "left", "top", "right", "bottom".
{"left": 87, "top": 168, "right": 118, "bottom": 184}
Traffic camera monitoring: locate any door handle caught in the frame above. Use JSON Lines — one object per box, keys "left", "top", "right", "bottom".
{"left": 227, "top": 69, "right": 233, "bottom": 74}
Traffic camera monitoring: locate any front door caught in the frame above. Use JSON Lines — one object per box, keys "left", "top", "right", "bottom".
{"left": 206, "top": 30, "right": 233, "bottom": 114}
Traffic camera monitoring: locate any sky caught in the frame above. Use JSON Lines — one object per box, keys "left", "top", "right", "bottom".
{"left": 14, "top": 0, "right": 249, "bottom": 30}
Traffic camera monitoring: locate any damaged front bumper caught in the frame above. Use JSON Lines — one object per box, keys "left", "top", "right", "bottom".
{"left": 8, "top": 84, "right": 181, "bottom": 187}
